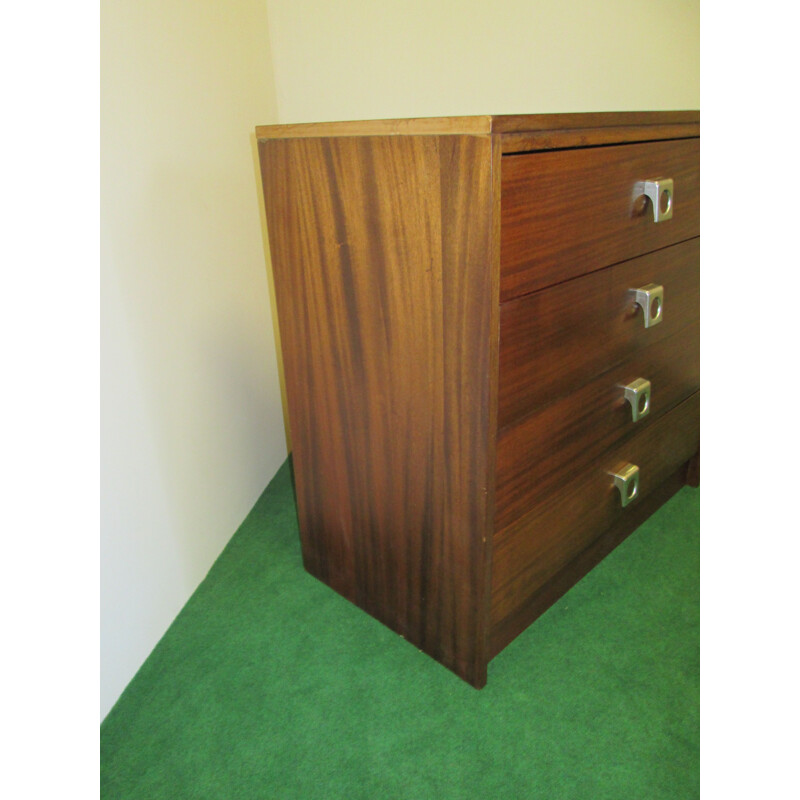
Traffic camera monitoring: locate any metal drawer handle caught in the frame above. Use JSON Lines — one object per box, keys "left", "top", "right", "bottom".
{"left": 636, "top": 178, "right": 674, "bottom": 222}
{"left": 609, "top": 463, "right": 640, "bottom": 507}
{"left": 620, "top": 378, "right": 651, "bottom": 422}
{"left": 630, "top": 284, "right": 664, "bottom": 328}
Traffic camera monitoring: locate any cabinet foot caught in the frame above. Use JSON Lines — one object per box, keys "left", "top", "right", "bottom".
{"left": 685, "top": 451, "right": 700, "bottom": 487}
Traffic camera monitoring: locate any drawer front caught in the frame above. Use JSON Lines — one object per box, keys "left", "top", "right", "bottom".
{"left": 490, "top": 391, "right": 700, "bottom": 629}
{"left": 498, "top": 237, "right": 699, "bottom": 430}
{"left": 495, "top": 321, "right": 699, "bottom": 530}
{"left": 500, "top": 138, "right": 700, "bottom": 301}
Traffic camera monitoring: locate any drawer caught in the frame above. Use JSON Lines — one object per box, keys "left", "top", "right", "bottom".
{"left": 495, "top": 322, "right": 699, "bottom": 530}
{"left": 498, "top": 238, "right": 699, "bottom": 430}
{"left": 500, "top": 138, "right": 700, "bottom": 301}
{"left": 490, "top": 391, "right": 700, "bottom": 630}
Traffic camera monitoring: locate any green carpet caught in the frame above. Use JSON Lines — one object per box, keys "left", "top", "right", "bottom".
{"left": 101, "top": 458, "right": 699, "bottom": 799}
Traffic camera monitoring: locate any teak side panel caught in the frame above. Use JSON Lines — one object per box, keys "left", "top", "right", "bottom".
{"left": 258, "top": 134, "right": 497, "bottom": 687}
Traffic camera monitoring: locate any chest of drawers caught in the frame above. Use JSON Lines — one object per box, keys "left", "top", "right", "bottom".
{"left": 256, "top": 112, "right": 700, "bottom": 687}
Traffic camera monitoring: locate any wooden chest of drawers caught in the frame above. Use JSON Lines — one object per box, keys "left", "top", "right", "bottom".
{"left": 256, "top": 112, "right": 700, "bottom": 687}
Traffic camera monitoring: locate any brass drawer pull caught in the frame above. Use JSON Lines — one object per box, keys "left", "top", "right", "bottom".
{"left": 621, "top": 378, "right": 651, "bottom": 422}
{"left": 630, "top": 284, "right": 664, "bottom": 328}
{"left": 636, "top": 178, "right": 674, "bottom": 222}
{"left": 609, "top": 463, "right": 640, "bottom": 507}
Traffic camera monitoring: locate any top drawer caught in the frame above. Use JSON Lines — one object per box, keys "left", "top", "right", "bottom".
{"left": 500, "top": 138, "right": 700, "bottom": 301}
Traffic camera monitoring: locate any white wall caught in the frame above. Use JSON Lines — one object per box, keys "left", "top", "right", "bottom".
{"left": 100, "top": 0, "right": 285, "bottom": 719}
{"left": 265, "top": 0, "right": 699, "bottom": 121}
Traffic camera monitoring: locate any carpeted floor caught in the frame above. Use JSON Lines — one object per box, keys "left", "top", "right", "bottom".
{"left": 101, "top": 458, "right": 699, "bottom": 799}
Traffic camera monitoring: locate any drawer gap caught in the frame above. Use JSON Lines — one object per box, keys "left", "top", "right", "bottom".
{"left": 498, "top": 234, "right": 700, "bottom": 307}
{"left": 502, "top": 134, "right": 701, "bottom": 158}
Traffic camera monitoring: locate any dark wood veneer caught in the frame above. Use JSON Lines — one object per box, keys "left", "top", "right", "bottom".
{"left": 259, "top": 134, "right": 498, "bottom": 687}
{"left": 491, "top": 111, "right": 700, "bottom": 134}
{"left": 495, "top": 322, "right": 699, "bottom": 529}
{"left": 491, "top": 391, "right": 700, "bottom": 632}
{"left": 256, "top": 113, "right": 699, "bottom": 688}
{"left": 500, "top": 126, "right": 700, "bottom": 155}
{"left": 500, "top": 138, "right": 700, "bottom": 300}
{"left": 498, "top": 238, "right": 700, "bottom": 429}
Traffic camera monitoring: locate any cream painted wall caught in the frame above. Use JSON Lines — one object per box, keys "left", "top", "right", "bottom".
{"left": 101, "top": 0, "right": 285, "bottom": 719}
{"left": 266, "top": 0, "right": 699, "bottom": 122}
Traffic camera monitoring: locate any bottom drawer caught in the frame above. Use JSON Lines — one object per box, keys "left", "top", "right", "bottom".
{"left": 490, "top": 391, "right": 699, "bottom": 632}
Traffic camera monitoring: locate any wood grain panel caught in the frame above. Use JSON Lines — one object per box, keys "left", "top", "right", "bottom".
{"left": 258, "top": 134, "right": 498, "bottom": 687}
{"left": 490, "top": 392, "right": 700, "bottom": 631}
{"left": 498, "top": 238, "right": 699, "bottom": 430}
{"left": 491, "top": 111, "right": 699, "bottom": 134}
{"left": 500, "top": 125, "right": 699, "bottom": 154}
{"left": 495, "top": 322, "right": 699, "bottom": 529}
{"left": 500, "top": 138, "right": 700, "bottom": 300}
